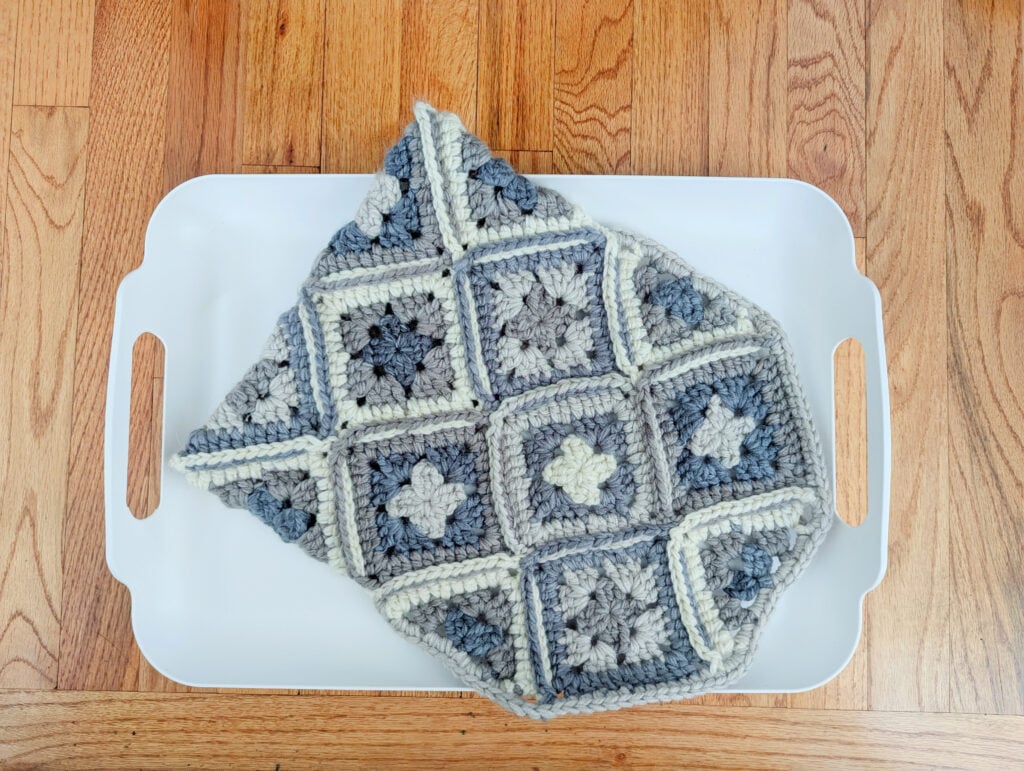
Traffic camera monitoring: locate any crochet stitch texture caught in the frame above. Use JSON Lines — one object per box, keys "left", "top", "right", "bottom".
{"left": 171, "top": 103, "right": 833, "bottom": 718}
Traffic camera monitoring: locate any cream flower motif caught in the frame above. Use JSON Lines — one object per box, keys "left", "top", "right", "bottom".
{"left": 686, "top": 394, "right": 757, "bottom": 468}
{"left": 386, "top": 460, "right": 467, "bottom": 539}
{"left": 492, "top": 270, "right": 536, "bottom": 325}
{"left": 542, "top": 436, "right": 617, "bottom": 506}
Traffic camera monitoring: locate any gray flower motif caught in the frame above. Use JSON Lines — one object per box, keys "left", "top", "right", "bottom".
{"left": 558, "top": 557, "right": 670, "bottom": 673}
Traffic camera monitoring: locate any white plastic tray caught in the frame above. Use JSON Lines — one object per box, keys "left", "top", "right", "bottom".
{"left": 106, "top": 174, "right": 890, "bottom": 692}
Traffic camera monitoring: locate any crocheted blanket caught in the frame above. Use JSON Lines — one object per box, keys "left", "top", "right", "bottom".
{"left": 171, "top": 103, "right": 833, "bottom": 718}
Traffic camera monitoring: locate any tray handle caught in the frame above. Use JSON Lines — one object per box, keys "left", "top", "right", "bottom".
{"left": 846, "top": 276, "right": 892, "bottom": 591}
{"left": 104, "top": 270, "right": 153, "bottom": 585}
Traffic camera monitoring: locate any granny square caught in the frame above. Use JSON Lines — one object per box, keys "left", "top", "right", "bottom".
{"left": 523, "top": 532, "right": 702, "bottom": 703}
{"left": 488, "top": 373, "right": 656, "bottom": 551}
{"left": 455, "top": 230, "right": 616, "bottom": 400}
{"left": 330, "top": 414, "right": 504, "bottom": 586}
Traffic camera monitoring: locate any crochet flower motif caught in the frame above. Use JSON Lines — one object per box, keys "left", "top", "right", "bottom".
{"left": 542, "top": 436, "right": 617, "bottom": 506}
{"left": 649, "top": 276, "right": 704, "bottom": 326}
{"left": 341, "top": 297, "right": 453, "bottom": 407}
{"left": 559, "top": 557, "right": 669, "bottom": 673}
{"left": 493, "top": 266, "right": 595, "bottom": 380}
{"left": 354, "top": 173, "right": 404, "bottom": 238}
{"left": 725, "top": 542, "right": 781, "bottom": 607}
{"left": 387, "top": 460, "right": 467, "bottom": 539}
{"left": 686, "top": 394, "right": 757, "bottom": 469}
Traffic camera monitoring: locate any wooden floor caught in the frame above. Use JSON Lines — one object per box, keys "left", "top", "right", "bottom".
{"left": 1, "top": 0, "right": 1022, "bottom": 767}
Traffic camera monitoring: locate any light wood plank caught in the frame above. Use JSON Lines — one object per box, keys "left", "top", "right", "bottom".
{"left": 863, "top": 0, "right": 948, "bottom": 712}
{"left": 59, "top": 0, "right": 171, "bottom": 692}
{"left": 12, "top": 0, "right": 92, "bottom": 106}
{"left": 632, "top": 0, "right": 707, "bottom": 175}
{"left": 126, "top": 334, "right": 163, "bottom": 521}
{"left": 709, "top": 0, "right": 787, "bottom": 176}
{"left": 477, "top": 0, "right": 554, "bottom": 151}
{"left": 788, "top": 0, "right": 865, "bottom": 235}
{"left": 0, "top": 106, "right": 88, "bottom": 689}
{"left": 945, "top": 0, "right": 1024, "bottom": 715}
{"left": 398, "top": 0, "right": 479, "bottom": 130}
{"left": 242, "top": 0, "right": 324, "bottom": 166}
{"left": 1, "top": 692, "right": 1023, "bottom": 768}
{"left": 495, "top": 150, "right": 552, "bottom": 174}
{"left": 554, "top": 0, "right": 633, "bottom": 174}
{"left": 322, "top": 0, "right": 401, "bottom": 173}
{"left": 0, "top": 2, "right": 19, "bottom": 254}
{"left": 163, "top": 0, "right": 244, "bottom": 189}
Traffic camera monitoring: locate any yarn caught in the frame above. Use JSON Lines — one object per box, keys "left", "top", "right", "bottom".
{"left": 170, "top": 102, "right": 833, "bottom": 719}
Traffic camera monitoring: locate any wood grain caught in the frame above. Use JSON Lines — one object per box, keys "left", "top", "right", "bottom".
{"left": 125, "top": 334, "right": 163, "bottom": 521}
{"left": 163, "top": 0, "right": 244, "bottom": 190}
{"left": 554, "top": 0, "right": 633, "bottom": 173}
{"left": 945, "top": 0, "right": 1024, "bottom": 715}
{"left": 496, "top": 150, "right": 553, "bottom": 174}
{"left": 398, "top": 0, "right": 479, "bottom": 129}
{"left": 59, "top": 0, "right": 170, "bottom": 692}
{"left": 788, "top": 0, "right": 865, "bottom": 235}
{"left": 631, "top": 0, "right": 708, "bottom": 175}
{"left": 709, "top": 0, "right": 787, "bottom": 176}
{"left": 2, "top": 692, "right": 1023, "bottom": 769}
{"left": 242, "top": 0, "right": 324, "bottom": 167}
{"left": 834, "top": 239, "right": 868, "bottom": 528}
{"left": 0, "top": 1, "right": 19, "bottom": 255}
{"left": 241, "top": 164, "right": 320, "bottom": 174}
{"left": 12, "top": 0, "right": 92, "bottom": 107}
{"left": 863, "top": 0, "right": 948, "bottom": 712}
{"left": 478, "top": 0, "right": 554, "bottom": 151}
{"left": 322, "top": 0, "right": 478, "bottom": 174}
{"left": 0, "top": 106, "right": 88, "bottom": 689}
{"left": 322, "top": 0, "right": 400, "bottom": 173}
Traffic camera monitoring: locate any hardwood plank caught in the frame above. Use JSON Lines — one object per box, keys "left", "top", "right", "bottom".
{"left": 0, "top": 2, "right": 19, "bottom": 252}
{"left": 1, "top": 692, "right": 1023, "bottom": 768}
{"left": 59, "top": 0, "right": 170, "bottom": 692}
{"left": 863, "top": 0, "right": 947, "bottom": 712}
{"left": 709, "top": 0, "right": 786, "bottom": 177}
{"left": 398, "top": 0, "right": 479, "bottom": 130}
{"left": 242, "top": 0, "right": 324, "bottom": 166}
{"left": 477, "top": 0, "right": 554, "bottom": 151}
{"left": 0, "top": 106, "right": 88, "bottom": 689}
{"left": 554, "top": 0, "right": 633, "bottom": 174}
{"left": 945, "top": 0, "right": 1024, "bottom": 715}
{"left": 788, "top": 0, "right": 866, "bottom": 235}
{"left": 495, "top": 150, "right": 552, "bottom": 174}
{"left": 322, "top": 0, "right": 478, "bottom": 174}
{"left": 240, "top": 164, "right": 319, "bottom": 173}
{"left": 163, "top": 0, "right": 245, "bottom": 190}
{"left": 632, "top": 0, "right": 707, "bottom": 175}
{"left": 322, "top": 0, "right": 401, "bottom": 173}
{"left": 12, "top": 0, "right": 93, "bottom": 106}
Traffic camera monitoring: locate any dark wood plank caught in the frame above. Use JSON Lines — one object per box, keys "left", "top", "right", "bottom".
{"left": 477, "top": 0, "right": 554, "bottom": 151}
{"left": 163, "top": 0, "right": 244, "bottom": 189}
{"left": 632, "top": 0, "right": 708, "bottom": 175}
{"left": 242, "top": 0, "right": 324, "bottom": 166}
{"left": 709, "top": 0, "right": 786, "bottom": 176}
